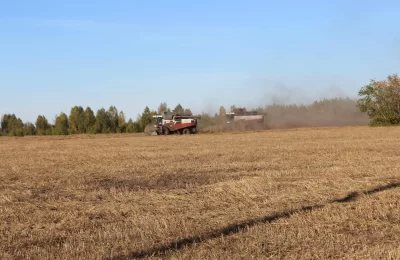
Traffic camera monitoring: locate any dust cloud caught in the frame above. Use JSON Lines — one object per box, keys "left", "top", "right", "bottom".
{"left": 197, "top": 84, "right": 369, "bottom": 131}
{"left": 263, "top": 98, "right": 369, "bottom": 129}
{"left": 260, "top": 84, "right": 369, "bottom": 129}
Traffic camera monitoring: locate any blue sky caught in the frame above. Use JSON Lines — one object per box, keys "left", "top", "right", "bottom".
{"left": 1, "top": 0, "right": 400, "bottom": 123}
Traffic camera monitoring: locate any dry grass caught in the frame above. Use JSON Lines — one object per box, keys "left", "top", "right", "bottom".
{"left": 163, "top": 187, "right": 400, "bottom": 260}
{"left": 0, "top": 126, "right": 399, "bottom": 260}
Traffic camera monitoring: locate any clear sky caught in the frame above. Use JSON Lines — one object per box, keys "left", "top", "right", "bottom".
{"left": 1, "top": 0, "right": 400, "bottom": 123}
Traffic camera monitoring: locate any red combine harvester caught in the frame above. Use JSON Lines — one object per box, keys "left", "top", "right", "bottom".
{"left": 151, "top": 111, "right": 201, "bottom": 135}
{"left": 225, "top": 106, "right": 266, "bottom": 130}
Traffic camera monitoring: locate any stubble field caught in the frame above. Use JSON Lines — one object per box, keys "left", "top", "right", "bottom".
{"left": 0, "top": 126, "right": 399, "bottom": 260}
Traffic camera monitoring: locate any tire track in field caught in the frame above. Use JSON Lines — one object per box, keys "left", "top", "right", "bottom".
{"left": 106, "top": 181, "right": 400, "bottom": 260}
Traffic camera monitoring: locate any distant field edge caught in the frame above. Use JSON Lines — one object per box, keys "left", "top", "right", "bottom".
{"left": 0, "top": 125, "right": 387, "bottom": 140}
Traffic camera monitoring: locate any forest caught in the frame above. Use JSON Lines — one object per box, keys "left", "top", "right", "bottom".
{"left": 1, "top": 73, "right": 400, "bottom": 136}
{"left": 0, "top": 98, "right": 366, "bottom": 137}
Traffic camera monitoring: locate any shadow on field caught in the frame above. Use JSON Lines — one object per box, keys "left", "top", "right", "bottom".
{"left": 107, "top": 182, "right": 400, "bottom": 260}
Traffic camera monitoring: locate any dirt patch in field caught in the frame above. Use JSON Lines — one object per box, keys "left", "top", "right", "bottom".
{"left": 90, "top": 172, "right": 248, "bottom": 191}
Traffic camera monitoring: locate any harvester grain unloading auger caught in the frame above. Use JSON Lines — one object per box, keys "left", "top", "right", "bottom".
{"left": 149, "top": 111, "right": 201, "bottom": 135}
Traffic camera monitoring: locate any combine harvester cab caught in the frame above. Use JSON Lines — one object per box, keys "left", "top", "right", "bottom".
{"left": 225, "top": 107, "right": 267, "bottom": 131}
{"left": 151, "top": 111, "right": 201, "bottom": 135}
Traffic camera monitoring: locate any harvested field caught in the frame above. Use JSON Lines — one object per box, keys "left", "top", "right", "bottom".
{"left": 0, "top": 126, "right": 399, "bottom": 259}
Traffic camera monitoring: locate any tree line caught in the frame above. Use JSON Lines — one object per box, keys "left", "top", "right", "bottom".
{"left": 1, "top": 73, "right": 400, "bottom": 136}
{"left": 357, "top": 73, "right": 400, "bottom": 126}
{"left": 0, "top": 103, "right": 191, "bottom": 137}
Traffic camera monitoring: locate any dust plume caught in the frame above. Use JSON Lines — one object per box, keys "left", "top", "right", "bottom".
{"left": 259, "top": 82, "right": 368, "bottom": 128}
{"left": 263, "top": 97, "right": 369, "bottom": 129}
{"left": 197, "top": 83, "right": 369, "bottom": 132}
